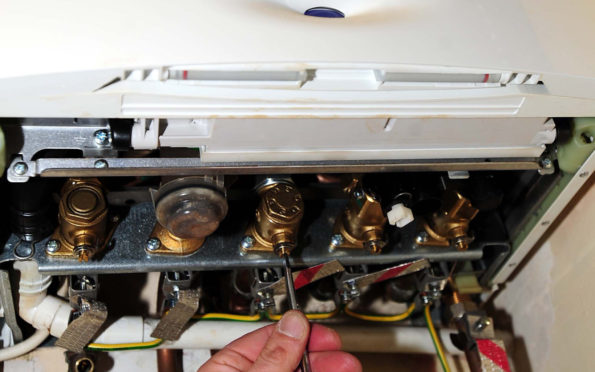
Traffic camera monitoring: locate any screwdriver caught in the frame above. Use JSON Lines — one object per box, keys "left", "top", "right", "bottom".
{"left": 282, "top": 253, "right": 312, "bottom": 372}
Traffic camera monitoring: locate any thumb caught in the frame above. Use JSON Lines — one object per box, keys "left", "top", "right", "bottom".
{"left": 248, "top": 310, "right": 310, "bottom": 372}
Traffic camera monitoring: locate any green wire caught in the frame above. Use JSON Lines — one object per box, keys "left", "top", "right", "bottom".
{"left": 424, "top": 306, "right": 451, "bottom": 372}
{"left": 87, "top": 339, "right": 164, "bottom": 351}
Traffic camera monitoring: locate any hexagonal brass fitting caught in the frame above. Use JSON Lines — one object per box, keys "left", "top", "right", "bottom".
{"left": 418, "top": 189, "right": 479, "bottom": 250}
{"left": 47, "top": 178, "right": 109, "bottom": 261}
{"left": 331, "top": 183, "right": 387, "bottom": 254}
{"left": 242, "top": 181, "right": 304, "bottom": 256}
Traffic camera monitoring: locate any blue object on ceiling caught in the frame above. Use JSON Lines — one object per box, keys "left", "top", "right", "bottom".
{"left": 304, "top": 7, "right": 345, "bottom": 18}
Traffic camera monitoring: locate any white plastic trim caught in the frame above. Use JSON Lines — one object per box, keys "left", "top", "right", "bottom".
{"left": 131, "top": 118, "right": 160, "bottom": 150}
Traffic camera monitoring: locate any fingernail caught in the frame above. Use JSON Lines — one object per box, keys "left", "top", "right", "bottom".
{"left": 277, "top": 311, "right": 307, "bottom": 339}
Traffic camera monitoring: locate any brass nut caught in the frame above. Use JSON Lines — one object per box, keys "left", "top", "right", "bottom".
{"left": 417, "top": 190, "right": 479, "bottom": 250}
{"left": 332, "top": 184, "right": 387, "bottom": 254}
{"left": 263, "top": 184, "right": 303, "bottom": 222}
{"left": 47, "top": 178, "right": 109, "bottom": 260}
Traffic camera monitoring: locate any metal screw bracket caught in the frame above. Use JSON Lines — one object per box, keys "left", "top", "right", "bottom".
{"left": 240, "top": 236, "right": 254, "bottom": 250}
{"left": 146, "top": 238, "right": 161, "bottom": 252}
{"left": 339, "top": 280, "right": 360, "bottom": 303}
{"left": 538, "top": 157, "right": 555, "bottom": 175}
{"left": 46, "top": 240, "right": 61, "bottom": 253}
{"left": 330, "top": 234, "right": 343, "bottom": 248}
{"left": 13, "top": 162, "right": 28, "bottom": 176}
{"left": 473, "top": 317, "right": 492, "bottom": 332}
{"left": 94, "top": 130, "right": 110, "bottom": 146}
{"left": 255, "top": 291, "right": 275, "bottom": 311}
{"left": 94, "top": 159, "right": 108, "bottom": 169}
{"left": 416, "top": 231, "right": 429, "bottom": 244}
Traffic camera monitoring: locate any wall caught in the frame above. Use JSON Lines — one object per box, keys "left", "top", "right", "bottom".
{"left": 494, "top": 178, "right": 595, "bottom": 371}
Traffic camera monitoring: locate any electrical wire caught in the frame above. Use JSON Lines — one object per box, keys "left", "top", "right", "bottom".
{"left": 0, "top": 328, "right": 49, "bottom": 361}
{"left": 84, "top": 303, "right": 412, "bottom": 351}
{"left": 87, "top": 338, "right": 163, "bottom": 351}
{"left": 86, "top": 312, "right": 262, "bottom": 351}
{"left": 424, "top": 305, "right": 452, "bottom": 372}
{"left": 192, "top": 312, "right": 263, "bottom": 322}
{"left": 265, "top": 308, "right": 340, "bottom": 321}
{"left": 344, "top": 303, "right": 415, "bottom": 322}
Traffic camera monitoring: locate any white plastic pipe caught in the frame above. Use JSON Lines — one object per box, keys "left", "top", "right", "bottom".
{"left": 93, "top": 318, "right": 463, "bottom": 355}
{"left": 0, "top": 261, "right": 70, "bottom": 361}
{"left": 0, "top": 329, "right": 49, "bottom": 361}
{"left": 13, "top": 261, "right": 71, "bottom": 337}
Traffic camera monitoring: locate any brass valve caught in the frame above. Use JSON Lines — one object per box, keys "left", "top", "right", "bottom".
{"left": 47, "top": 178, "right": 109, "bottom": 261}
{"left": 242, "top": 182, "right": 304, "bottom": 256}
{"left": 331, "top": 183, "right": 387, "bottom": 254}
{"left": 418, "top": 190, "right": 479, "bottom": 250}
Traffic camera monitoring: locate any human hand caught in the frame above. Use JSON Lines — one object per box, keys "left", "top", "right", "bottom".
{"left": 198, "top": 310, "right": 361, "bottom": 372}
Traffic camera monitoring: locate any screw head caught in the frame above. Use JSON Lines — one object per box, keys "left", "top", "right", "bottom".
{"left": 240, "top": 236, "right": 254, "bottom": 250}
{"left": 579, "top": 171, "right": 590, "bottom": 178}
{"left": 94, "top": 130, "right": 110, "bottom": 146}
{"left": 13, "top": 162, "right": 28, "bottom": 176}
{"left": 473, "top": 317, "right": 492, "bottom": 332}
{"left": 146, "top": 238, "right": 161, "bottom": 252}
{"left": 94, "top": 159, "right": 108, "bottom": 169}
{"left": 416, "top": 231, "right": 429, "bottom": 244}
{"left": 541, "top": 158, "right": 553, "bottom": 169}
{"left": 330, "top": 234, "right": 343, "bottom": 247}
{"left": 45, "top": 240, "right": 60, "bottom": 253}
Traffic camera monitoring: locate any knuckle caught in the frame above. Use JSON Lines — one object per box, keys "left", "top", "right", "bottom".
{"left": 259, "top": 345, "right": 289, "bottom": 366}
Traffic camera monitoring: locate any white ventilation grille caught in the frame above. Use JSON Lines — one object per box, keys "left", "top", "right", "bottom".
{"left": 92, "top": 65, "right": 542, "bottom": 118}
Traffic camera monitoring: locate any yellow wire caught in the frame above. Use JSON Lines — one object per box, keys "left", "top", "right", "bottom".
{"left": 88, "top": 338, "right": 163, "bottom": 350}
{"left": 192, "top": 312, "right": 263, "bottom": 321}
{"left": 344, "top": 303, "right": 415, "bottom": 322}
{"left": 87, "top": 306, "right": 339, "bottom": 349}
{"left": 266, "top": 308, "right": 340, "bottom": 321}
{"left": 89, "top": 313, "right": 261, "bottom": 349}
{"left": 424, "top": 305, "right": 452, "bottom": 372}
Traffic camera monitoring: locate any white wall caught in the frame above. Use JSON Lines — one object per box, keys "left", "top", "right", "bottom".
{"left": 494, "top": 179, "right": 595, "bottom": 371}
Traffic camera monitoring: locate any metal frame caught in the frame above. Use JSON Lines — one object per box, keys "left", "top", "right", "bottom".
{"left": 0, "top": 201, "right": 494, "bottom": 275}
{"left": 7, "top": 156, "right": 543, "bottom": 183}
{"left": 491, "top": 151, "right": 595, "bottom": 284}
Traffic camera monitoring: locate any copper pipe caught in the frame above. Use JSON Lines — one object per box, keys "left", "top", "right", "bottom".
{"left": 157, "top": 349, "right": 182, "bottom": 372}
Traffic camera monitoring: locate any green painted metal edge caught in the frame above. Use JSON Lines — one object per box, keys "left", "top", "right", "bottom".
{"left": 510, "top": 171, "right": 573, "bottom": 250}
{"left": 490, "top": 117, "right": 594, "bottom": 284}
{"left": 0, "top": 127, "right": 5, "bottom": 175}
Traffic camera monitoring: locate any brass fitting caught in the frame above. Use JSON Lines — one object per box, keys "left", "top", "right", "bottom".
{"left": 147, "top": 176, "right": 228, "bottom": 256}
{"left": 242, "top": 182, "right": 304, "bottom": 256}
{"left": 47, "top": 178, "right": 109, "bottom": 261}
{"left": 331, "top": 184, "right": 387, "bottom": 254}
{"left": 418, "top": 190, "right": 479, "bottom": 250}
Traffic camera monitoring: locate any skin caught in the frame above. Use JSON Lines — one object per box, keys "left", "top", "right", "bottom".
{"left": 198, "top": 310, "right": 362, "bottom": 372}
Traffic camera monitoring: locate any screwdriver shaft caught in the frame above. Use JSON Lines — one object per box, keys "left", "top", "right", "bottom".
{"left": 282, "top": 254, "right": 312, "bottom": 372}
